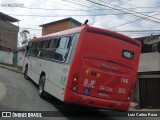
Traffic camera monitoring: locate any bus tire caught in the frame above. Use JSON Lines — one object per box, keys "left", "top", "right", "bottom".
{"left": 39, "top": 76, "right": 46, "bottom": 98}
{"left": 24, "top": 66, "right": 29, "bottom": 80}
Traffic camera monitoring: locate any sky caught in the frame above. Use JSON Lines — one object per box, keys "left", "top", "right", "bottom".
{"left": 1, "top": 0, "right": 160, "bottom": 46}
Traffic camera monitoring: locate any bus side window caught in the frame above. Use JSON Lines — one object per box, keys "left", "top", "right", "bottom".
{"left": 49, "top": 38, "right": 59, "bottom": 48}
{"left": 37, "top": 41, "right": 43, "bottom": 48}
{"left": 54, "top": 36, "right": 71, "bottom": 61}
{"left": 36, "top": 41, "right": 43, "bottom": 56}
{"left": 30, "top": 41, "right": 38, "bottom": 56}
{"left": 45, "top": 38, "right": 59, "bottom": 59}
{"left": 39, "top": 40, "right": 50, "bottom": 57}
{"left": 34, "top": 41, "right": 39, "bottom": 56}
{"left": 44, "top": 39, "right": 51, "bottom": 58}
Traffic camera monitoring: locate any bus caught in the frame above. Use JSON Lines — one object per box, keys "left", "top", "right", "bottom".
{"left": 23, "top": 24, "right": 141, "bottom": 111}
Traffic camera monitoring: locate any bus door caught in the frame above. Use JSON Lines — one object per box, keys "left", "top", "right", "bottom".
{"left": 25, "top": 41, "right": 37, "bottom": 79}
{"left": 29, "top": 41, "right": 39, "bottom": 81}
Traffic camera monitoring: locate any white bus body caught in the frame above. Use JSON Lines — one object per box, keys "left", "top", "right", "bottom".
{"left": 23, "top": 32, "right": 80, "bottom": 101}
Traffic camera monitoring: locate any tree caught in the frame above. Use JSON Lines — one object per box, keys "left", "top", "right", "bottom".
{"left": 20, "top": 30, "right": 30, "bottom": 45}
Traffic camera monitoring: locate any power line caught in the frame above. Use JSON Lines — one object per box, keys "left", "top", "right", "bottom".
{"left": 72, "top": 0, "right": 157, "bottom": 29}
{"left": 86, "top": 0, "right": 160, "bottom": 24}
{"left": 2, "top": 24, "right": 160, "bottom": 33}
{"left": 4, "top": 6, "right": 113, "bottom": 11}
{"left": 21, "top": 28, "right": 160, "bottom": 34}
{"left": 82, "top": 0, "right": 151, "bottom": 25}
{"left": 1, "top": 26, "right": 159, "bottom": 39}
{"left": 47, "top": 0, "right": 80, "bottom": 9}
{"left": 5, "top": 5, "right": 160, "bottom": 10}
{"left": 1, "top": 22, "right": 160, "bottom": 35}
{"left": 105, "top": 0, "right": 160, "bottom": 23}
{"left": 4, "top": 1, "right": 159, "bottom": 12}
{"left": 3, "top": 25, "right": 160, "bottom": 35}
{"left": 132, "top": 6, "right": 160, "bottom": 9}
{"left": 5, "top": 5, "right": 160, "bottom": 17}
{"left": 120, "top": 0, "right": 160, "bottom": 9}
{"left": 61, "top": 0, "right": 109, "bottom": 17}
{"left": 119, "top": 0, "right": 135, "bottom": 6}
{"left": 10, "top": 12, "right": 156, "bottom": 17}
{"left": 108, "top": 12, "right": 160, "bottom": 29}
{"left": 2, "top": 0, "right": 160, "bottom": 33}
{"left": 27, "top": 27, "right": 160, "bottom": 32}
{"left": 99, "top": 0, "right": 160, "bottom": 19}
{"left": 115, "top": 30, "right": 160, "bottom": 32}
{"left": 6, "top": 13, "right": 126, "bottom": 17}
{"left": 76, "top": 0, "right": 141, "bottom": 26}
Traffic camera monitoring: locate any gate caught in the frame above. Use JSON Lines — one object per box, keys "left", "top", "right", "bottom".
{"left": 139, "top": 75, "right": 160, "bottom": 108}
{"left": 12, "top": 51, "right": 18, "bottom": 67}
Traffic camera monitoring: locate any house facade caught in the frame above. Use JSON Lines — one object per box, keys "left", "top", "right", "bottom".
{"left": 0, "top": 12, "right": 19, "bottom": 51}
{"left": 133, "top": 35, "right": 160, "bottom": 108}
{"left": 40, "top": 17, "right": 82, "bottom": 35}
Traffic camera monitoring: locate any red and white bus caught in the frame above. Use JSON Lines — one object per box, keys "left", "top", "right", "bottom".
{"left": 23, "top": 24, "right": 141, "bottom": 111}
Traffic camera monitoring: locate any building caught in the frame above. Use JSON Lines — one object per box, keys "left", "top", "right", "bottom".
{"left": 136, "top": 35, "right": 160, "bottom": 73}
{"left": 40, "top": 17, "right": 82, "bottom": 35}
{"left": 132, "top": 35, "right": 160, "bottom": 108}
{"left": 0, "top": 12, "right": 19, "bottom": 51}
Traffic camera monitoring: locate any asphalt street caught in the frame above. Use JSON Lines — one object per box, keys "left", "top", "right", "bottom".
{"left": 0, "top": 67, "right": 158, "bottom": 120}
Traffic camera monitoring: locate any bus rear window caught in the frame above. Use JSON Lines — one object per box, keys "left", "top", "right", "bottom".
{"left": 87, "top": 28, "right": 140, "bottom": 47}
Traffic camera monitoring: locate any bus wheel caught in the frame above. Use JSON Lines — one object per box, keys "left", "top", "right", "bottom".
{"left": 24, "top": 66, "right": 29, "bottom": 80}
{"left": 39, "top": 76, "right": 46, "bottom": 98}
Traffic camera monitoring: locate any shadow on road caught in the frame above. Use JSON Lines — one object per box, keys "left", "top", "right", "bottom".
{"left": 42, "top": 93, "right": 126, "bottom": 119}
{"left": 43, "top": 96, "right": 115, "bottom": 118}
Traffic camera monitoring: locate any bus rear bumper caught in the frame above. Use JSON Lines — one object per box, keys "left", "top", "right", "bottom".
{"left": 64, "top": 89, "right": 130, "bottom": 111}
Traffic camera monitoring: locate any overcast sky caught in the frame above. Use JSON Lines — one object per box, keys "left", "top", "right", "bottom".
{"left": 1, "top": 0, "right": 160, "bottom": 45}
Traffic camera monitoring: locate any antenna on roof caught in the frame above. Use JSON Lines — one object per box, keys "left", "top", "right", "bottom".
{"left": 143, "top": 34, "right": 160, "bottom": 52}
{"left": 84, "top": 19, "right": 88, "bottom": 24}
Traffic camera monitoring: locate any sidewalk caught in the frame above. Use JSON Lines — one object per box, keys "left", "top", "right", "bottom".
{"left": 0, "top": 64, "right": 23, "bottom": 74}
{"left": 130, "top": 101, "right": 160, "bottom": 111}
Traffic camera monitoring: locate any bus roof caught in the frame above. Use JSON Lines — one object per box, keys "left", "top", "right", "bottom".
{"left": 87, "top": 26, "right": 140, "bottom": 46}
{"left": 31, "top": 25, "right": 140, "bottom": 46}
{"left": 31, "top": 26, "right": 82, "bottom": 41}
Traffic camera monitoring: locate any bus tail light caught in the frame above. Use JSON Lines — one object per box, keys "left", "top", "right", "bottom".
{"left": 71, "top": 74, "right": 79, "bottom": 92}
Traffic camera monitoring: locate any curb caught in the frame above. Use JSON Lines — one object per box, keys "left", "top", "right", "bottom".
{"left": 130, "top": 102, "right": 138, "bottom": 108}
{"left": 0, "top": 64, "right": 23, "bottom": 74}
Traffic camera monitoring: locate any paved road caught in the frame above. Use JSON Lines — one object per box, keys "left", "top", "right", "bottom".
{"left": 0, "top": 67, "right": 158, "bottom": 120}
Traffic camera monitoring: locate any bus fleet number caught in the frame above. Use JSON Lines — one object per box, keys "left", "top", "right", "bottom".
{"left": 121, "top": 78, "right": 128, "bottom": 84}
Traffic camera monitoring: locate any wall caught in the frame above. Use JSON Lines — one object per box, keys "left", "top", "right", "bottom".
{"left": 42, "top": 19, "right": 81, "bottom": 35}
{"left": 17, "top": 51, "right": 25, "bottom": 67}
{"left": 133, "top": 52, "right": 160, "bottom": 104}
{"left": 138, "top": 52, "right": 160, "bottom": 72}
{"left": 132, "top": 79, "right": 140, "bottom": 103}
{"left": 69, "top": 20, "right": 81, "bottom": 28}
{"left": 0, "top": 19, "right": 19, "bottom": 50}
{"left": 42, "top": 20, "right": 69, "bottom": 35}
{"left": 0, "top": 50, "right": 13, "bottom": 65}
